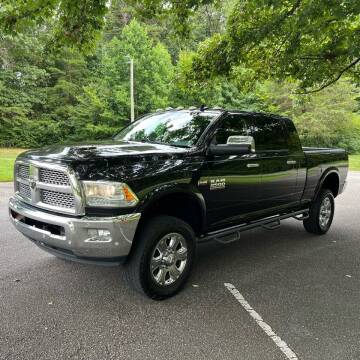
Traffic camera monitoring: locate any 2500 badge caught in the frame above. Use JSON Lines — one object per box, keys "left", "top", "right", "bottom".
{"left": 210, "top": 178, "right": 226, "bottom": 190}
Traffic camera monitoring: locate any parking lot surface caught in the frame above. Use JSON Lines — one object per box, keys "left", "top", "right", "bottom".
{"left": 1, "top": 173, "right": 360, "bottom": 360}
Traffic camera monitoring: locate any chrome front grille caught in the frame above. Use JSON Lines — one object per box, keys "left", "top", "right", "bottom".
{"left": 17, "top": 164, "right": 30, "bottom": 180}
{"left": 18, "top": 182, "right": 31, "bottom": 199}
{"left": 39, "top": 168, "right": 70, "bottom": 186}
{"left": 41, "top": 189, "right": 75, "bottom": 209}
{"left": 14, "top": 161, "right": 83, "bottom": 215}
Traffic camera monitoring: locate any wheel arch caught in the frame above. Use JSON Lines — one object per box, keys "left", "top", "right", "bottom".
{"left": 136, "top": 185, "right": 207, "bottom": 236}
{"left": 316, "top": 168, "right": 340, "bottom": 198}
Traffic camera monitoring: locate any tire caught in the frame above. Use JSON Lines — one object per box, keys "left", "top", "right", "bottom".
{"left": 303, "top": 189, "right": 335, "bottom": 235}
{"left": 125, "top": 215, "right": 196, "bottom": 300}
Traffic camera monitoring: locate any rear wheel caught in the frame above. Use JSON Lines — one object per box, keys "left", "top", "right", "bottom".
{"left": 303, "top": 189, "right": 335, "bottom": 235}
{"left": 125, "top": 215, "right": 196, "bottom": 300}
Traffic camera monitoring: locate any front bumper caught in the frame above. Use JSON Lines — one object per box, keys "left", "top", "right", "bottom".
{"left": 9, "top": 196, "right": 141, "bottom": 264}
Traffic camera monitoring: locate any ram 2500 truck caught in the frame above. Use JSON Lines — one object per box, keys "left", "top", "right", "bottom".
{"left": 9, "top": 109, "right": 348, "bottom": 299}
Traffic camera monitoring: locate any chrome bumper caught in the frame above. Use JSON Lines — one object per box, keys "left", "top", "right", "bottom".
{"left": 9, "top": 196, "right": 140, "bottom": 261}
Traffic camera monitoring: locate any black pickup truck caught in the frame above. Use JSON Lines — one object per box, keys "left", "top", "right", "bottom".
{"left": 9, "top": 108, "right": 348, "bottom": 299}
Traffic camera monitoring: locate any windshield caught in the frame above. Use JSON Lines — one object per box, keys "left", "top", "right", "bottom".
{"left": 114, "top": 110, "right": 219, "bottom": 147}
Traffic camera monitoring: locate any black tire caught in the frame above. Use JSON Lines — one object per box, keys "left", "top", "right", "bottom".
{"left": 303, "top": 189, "right": 335, "bottom": 235}
{"left": 125, "top": 215, "right": 196, "bottom": 300}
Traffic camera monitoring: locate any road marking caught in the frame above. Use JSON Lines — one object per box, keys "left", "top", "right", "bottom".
{"left": 224, "top": 283, "right": 299, "bottom": 360}
{"left": 348, "top": 172, "right": 360, "bottom": 179}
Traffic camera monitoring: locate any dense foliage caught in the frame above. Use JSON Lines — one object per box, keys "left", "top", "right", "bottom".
{"left": 0, "top": 0, "right": 107, "bottom": 52}
{"left": 130, "top": 0, "right": 360, "bottom": 93}
{"left": 3, "top": 1, "right": 360, "bottom": 92}
{"left": 0, "top": 0, "right": 360, "bottom": 152}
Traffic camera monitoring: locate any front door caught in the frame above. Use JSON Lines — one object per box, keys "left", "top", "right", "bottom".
{"left": 198, "top": 114, "right": 263, "bottom": 230}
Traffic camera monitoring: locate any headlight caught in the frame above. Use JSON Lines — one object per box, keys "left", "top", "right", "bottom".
{"left": 82, "top": 181, "right": 139, "bottom": 208}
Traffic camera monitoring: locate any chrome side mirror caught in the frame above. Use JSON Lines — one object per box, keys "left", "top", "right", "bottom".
{"left": 227, "top": 135, "right": 255, "bottom": 152}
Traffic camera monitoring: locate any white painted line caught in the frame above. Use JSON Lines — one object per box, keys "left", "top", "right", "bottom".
{"left": 224, "top": 283, "right": 299, "bottom": 360}
{"left": 348, "top": 172, "right": 360, "bottom": 179}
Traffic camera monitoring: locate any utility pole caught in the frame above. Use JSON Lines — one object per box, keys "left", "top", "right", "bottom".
{"left": 124, "top": 55, "right": 135, "bottom": 123}
{"left": 129, "top": 57, "right": 135, "bottom": 123}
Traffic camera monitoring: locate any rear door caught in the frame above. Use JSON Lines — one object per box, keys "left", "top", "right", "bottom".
{"left": 199, "top": 114, "right": 263, "bottom": 229}
{"left": 248, "top": 115, "right": 300, "bottom": 212}
{"left": 282, "top": 118, "right": 307, "bottom": 203}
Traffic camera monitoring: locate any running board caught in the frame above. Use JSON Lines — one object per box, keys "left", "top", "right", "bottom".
{"left": 198, "top": 209, "right": 309, "bottom": 244}
{"left": 261, "top": 219, "right": 281, "bottom": 230}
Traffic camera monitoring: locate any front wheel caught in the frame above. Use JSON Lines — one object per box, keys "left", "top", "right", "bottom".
{"left": 303, "top": 189, "right": 335, "bottom": 235}
{"left": 125, "top": 215, "right": 196, "bottom": 300}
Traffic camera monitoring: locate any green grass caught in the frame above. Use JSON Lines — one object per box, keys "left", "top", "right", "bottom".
{"left": 0, "top": 148, "right": 27, "bottom": 182}
{"left": 349, "top": 154, "right": 360, "bottom": 171}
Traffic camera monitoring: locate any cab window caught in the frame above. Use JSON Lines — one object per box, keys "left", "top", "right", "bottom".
{"left": 247, "top": 116, "right": 288, "bottom": 152}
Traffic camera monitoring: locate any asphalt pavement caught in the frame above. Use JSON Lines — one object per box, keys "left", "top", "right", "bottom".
{"left": 1, "top": 174, "right": 360, "bottom": 360}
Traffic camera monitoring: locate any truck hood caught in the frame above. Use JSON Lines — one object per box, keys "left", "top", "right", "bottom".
{"left": 18, "top": 140, "right": 189, "bottom": 163}
{"left": 16, "top": 140, "right": 203, "bottom": 186}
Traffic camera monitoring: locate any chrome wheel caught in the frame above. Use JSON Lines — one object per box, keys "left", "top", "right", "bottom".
{"left": 150, "top": 232, "right": 188, "bottom": 287}
{"left": 319, "top": 196, "right": 332, "bottom": 230}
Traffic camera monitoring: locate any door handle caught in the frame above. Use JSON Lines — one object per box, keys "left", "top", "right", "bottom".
{"left": 247, "top": 163, "right": 260, "bottom": 168}
{"left": 286, "top": 160, "right": 297, "bottom": 165}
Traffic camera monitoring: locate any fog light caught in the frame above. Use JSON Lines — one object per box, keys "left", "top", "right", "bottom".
{"left": 86, "top": 229, "right": 112, "bottom": 243}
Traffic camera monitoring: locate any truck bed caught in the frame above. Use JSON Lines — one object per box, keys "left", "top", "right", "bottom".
{"left": 301, "top": 146, "right": 348, "bottom": 204}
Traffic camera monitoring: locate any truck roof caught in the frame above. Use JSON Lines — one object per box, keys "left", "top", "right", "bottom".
{"left": 155, "top": 107, "right": 291, "bottom": 122}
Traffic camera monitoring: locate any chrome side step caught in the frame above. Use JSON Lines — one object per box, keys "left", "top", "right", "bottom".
{"left": 261, "top": 219, "right": 281, "bottom": 230}
{"left": 198, "top": 209, "right": 309, "bottom": 244}
{"left": 293, "top": 212, "right": 309, "bottom": 221}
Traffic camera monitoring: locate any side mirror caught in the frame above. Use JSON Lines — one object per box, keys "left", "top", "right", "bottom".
{"left": 227, "top": 135, "right": 255, "bottom": 152}
{"left": 207, "top": 143, "right": 251, "bottom": 156}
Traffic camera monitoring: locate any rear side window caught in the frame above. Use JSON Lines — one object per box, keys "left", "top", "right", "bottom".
{"left": 283, "top": 118, "right": 302, "bottom": 151}
{"left": 247, "top": 116, "right": 288, "bottom": 151}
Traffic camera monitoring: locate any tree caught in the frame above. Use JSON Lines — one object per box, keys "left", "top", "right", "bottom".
{"left": 0, "top": 31, "right": 103, "bottom": 147}
{"left": 125, "top": 0, "right": 223, "bottom": 37}
{"left": 3, "top": 1, "right": 359, "bottom": 92}
{"left": 134, "top": 0, "right": 360, "bottom": 93}
{"left": 256, "top": 79, "right": 360, "bottom": 152}
{"left": 0, "top": 18, "right": 176, "bottom": 147}
{"left": 101, "top": 20, "right": 174, "bottom": 117}
{"left": 0, "top": 33, "right": 50, "bottom": 146}
{"left": 0, "top": 0, "right": 107, "bottom": 51}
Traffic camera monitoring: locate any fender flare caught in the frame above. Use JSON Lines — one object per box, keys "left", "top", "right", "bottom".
{"left": 314, "top": 168, "right": 340, "bottom": 199}
{"left": 135, "top": 183, "right": 207, "bottom": 233}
